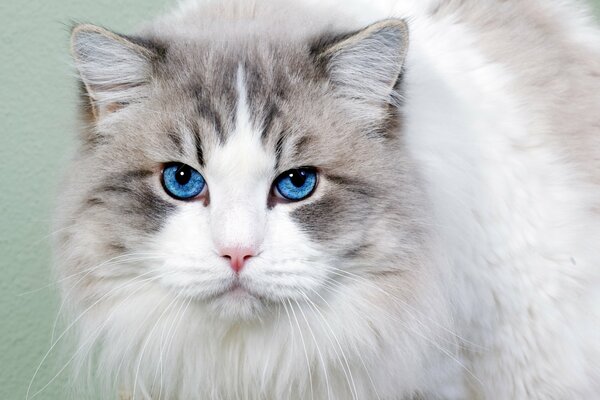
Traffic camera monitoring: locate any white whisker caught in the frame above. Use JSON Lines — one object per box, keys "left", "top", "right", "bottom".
{"left": 301, "top": 288, "right": 376, "bottom": 400}
{"left": 27, "top": 271, "right": 168, "bottom": 399}
{"left": 293, "top": 297, "right": 332, "bottom": 400}
{"left": 285, "top": 299, "right": 314, "bottom": 400}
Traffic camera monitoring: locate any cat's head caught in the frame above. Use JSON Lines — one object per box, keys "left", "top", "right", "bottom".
{"left": 58, "top": 11, "right": 427, "bottom": 323}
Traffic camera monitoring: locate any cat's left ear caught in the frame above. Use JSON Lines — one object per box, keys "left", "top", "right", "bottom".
{"left": 313, "top": 19, "right": 409, "bottom": 106}
{"left": 71, "top": 24, "right": 162, "bottom": 119}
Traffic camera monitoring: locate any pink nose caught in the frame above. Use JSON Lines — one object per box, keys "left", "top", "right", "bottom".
{"left": 219, "top": 246, "right": 256, "bottom": 273}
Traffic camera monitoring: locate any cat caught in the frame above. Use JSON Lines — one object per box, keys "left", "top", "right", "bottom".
{"left": 53, "top": 0, "right": 600, "bottom": 398}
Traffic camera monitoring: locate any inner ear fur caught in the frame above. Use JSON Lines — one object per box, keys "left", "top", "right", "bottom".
{"left": 311, "top": 19, "right": 410, "bottom": 105}
{"left": 70, "top": 24, "right": 161, "bottom": 120}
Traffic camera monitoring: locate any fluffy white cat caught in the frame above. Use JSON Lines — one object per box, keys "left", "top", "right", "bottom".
{"left": 51, "top": 0, "right": 600, "bottom": 398}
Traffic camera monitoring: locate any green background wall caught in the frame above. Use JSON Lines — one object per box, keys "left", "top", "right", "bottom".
{"left": 1, "top": 1, "right": 599, "bottom": 399}
{"left": 0, "top": 1, "right": 168, "bottom": 399}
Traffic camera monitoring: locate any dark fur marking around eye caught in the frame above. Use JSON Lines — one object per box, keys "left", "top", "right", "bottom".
{"left": 121, "top": 169, "right": 154, "bottom": 181}
{"left": 93, "top": 170, "right": 153, "bottom": 196}
{"left": 95, "top": 170, "right": 153, "bottom": 195}
{"left": 327, "top": 174, "right": 380, "bottom": 198}
{"left": 167, "top": 130, "right": 184, "bottom": 154}
{"left": 274, "top": 131, "right": 286, "bottom": 170}
{"left": 189, "top": 121, "right": 205, "bottom": 166}
{"left": 195, "top": 136, "right": 205, "bottom": 167}
{"left": 129, "top": 186, "right": 176, "bottom": 231}
{"left": 291, "top": 192, "right": 373, "bottom": 244}
{"left": 97, "top": 184, "right": 134, "bottom": 195}
{"left": 92, "top": 174, "right": 175, "bottom": 232}
{"left": 292, "top": 194, "right": 345, "bottom": 242}
{"left": 97, "top": 184, "right": 177, "bottom": 232}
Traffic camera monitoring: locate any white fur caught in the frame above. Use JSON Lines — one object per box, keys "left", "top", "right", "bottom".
{"left": 399, "top": 2, "right": 600, "bottom": 398}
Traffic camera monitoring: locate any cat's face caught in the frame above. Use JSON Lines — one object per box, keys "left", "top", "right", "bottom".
{"left": 59, "top": 20, "right": 424, "bottom": 322}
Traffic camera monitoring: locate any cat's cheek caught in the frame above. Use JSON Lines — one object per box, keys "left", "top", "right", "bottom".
{"left": 238, "top": 207, "right": 331, "bottom": 302}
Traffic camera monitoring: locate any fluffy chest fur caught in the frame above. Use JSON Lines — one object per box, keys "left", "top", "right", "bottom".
{"left": 51, "top": 0, "right": 600, "bottom": 399}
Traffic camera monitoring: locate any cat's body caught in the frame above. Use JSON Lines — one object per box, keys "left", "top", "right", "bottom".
{"left": 55, "top": 0, "right": 600, "bottom": 399}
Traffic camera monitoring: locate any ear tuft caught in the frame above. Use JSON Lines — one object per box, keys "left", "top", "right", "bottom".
{"left": 71, "top": 24, "right": 157, "bottom": 119}
{"left": 315, "top": 19, "right": 409, "bottom": 106}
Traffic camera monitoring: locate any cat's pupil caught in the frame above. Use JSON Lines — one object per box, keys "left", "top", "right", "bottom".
{"left": 176, "top": 165, "right": 191, "bottom": 185}
{"left": 289, "top": 170, "right": 307, "bottom": 187}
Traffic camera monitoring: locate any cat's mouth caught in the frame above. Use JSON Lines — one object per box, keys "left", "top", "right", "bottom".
{"left": 200, "top": 277, "right": 269, "bottom": 320}
{"left": 220, "top": 279, "right": 261, "bottom": 300}
{"left": 227, "top": 281, "right": 249, "bottom": 294}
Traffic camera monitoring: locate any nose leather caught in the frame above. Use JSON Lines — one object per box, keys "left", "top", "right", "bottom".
{"left": 219, "top": 246, "right": 256, "bottom": 273}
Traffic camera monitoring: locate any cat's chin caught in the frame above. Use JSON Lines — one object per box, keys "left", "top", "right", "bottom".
{"left": 205, "top": 285, "right": 268, "bottom": 321}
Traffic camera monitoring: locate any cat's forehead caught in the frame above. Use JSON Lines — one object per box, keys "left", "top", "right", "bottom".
{"left": 203, "top": 66, "right": 274, "bottom": 181}
{"left": 158, "top": 40, "right": 314, "bottom": 127}
{"left": 138, "top": 39, "right": 341, "bottom": 169}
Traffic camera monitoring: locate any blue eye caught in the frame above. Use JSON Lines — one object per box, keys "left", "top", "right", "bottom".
{"left": 162, "top": 163, "right": 206, "bottom": 200}
{"left": 274, "top": 168, "right": 318, "bottom": 201}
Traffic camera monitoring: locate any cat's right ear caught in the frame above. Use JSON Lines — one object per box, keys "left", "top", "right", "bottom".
{"left": 311, "top": 19, "right": 409, "bottom": 108}
{"left": 71, "top": 24, "right": 161, "bottom": 120}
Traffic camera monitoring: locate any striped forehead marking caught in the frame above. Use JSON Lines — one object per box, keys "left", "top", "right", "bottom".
{"left": 205, "top": 65, "right": 274, "bottom": 179}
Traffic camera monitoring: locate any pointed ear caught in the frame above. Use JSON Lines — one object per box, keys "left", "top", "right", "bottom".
{"left": 71, "top": 24, "right": 160, "bottom": 119}
{"left": 314, "top": 19, "right": 409, "bottom": 106}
